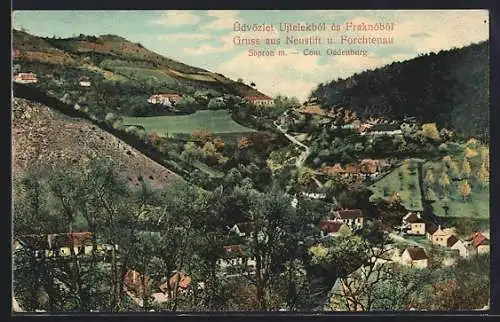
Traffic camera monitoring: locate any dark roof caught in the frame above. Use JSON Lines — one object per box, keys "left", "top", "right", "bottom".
{"left": 405, "top": 247, "right": 428, "bottom": 260}
{"left": 234, "top": 222, "right": 255, "bottom": 234}
{"left": 427, "top": 223, "right": 438, "bottom": 235}
{"left": 405, "top": 212, "right": 425, "bottom": 224}
{"left": 17, "top": 232, "right": 93, "bottom": 250}
{"left": 336, "top": 209, "right": 363, "bottom": 219}
{"left": 447, "top": 235, "right": 459, "bottom": 247}
{"left": 319, "top": 220, "right": 343, "bottom": 233}
{"left": 368, "top": 123, "right": 401, "bottom": 132}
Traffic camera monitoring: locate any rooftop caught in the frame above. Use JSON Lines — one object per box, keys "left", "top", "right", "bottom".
{"left": 405, "top": 247, "right": 428, "bottom": 260}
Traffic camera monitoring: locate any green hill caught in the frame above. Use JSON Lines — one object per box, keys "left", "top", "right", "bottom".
{"left": 309, "top": 41, "right": 489, "bottom": 140}
{"left": 12, "top": 29, "right": 265, "bottom": 98}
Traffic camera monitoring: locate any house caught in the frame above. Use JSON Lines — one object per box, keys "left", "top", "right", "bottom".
{"left": 159, "top": 270, "right": 192, "bottom": 299}
{"left": 217, "top": 245, "right": 256, "bottom": 273}
{"left": 14, "top": 232, "right": 116, "bottom": 259}
{"left": 401, "top": 247, "right": 428, "bottom": 268}
{"left": 147, "top": 93, "right": 182, "bottom": 106}
{"left": 319, "top": 220, "right": 347, "bottom": 238}
{"left": 13, "top": 72, "right": 38, "bottom": 84}
{"left": 13, "top": 48, "right": 21, "bottom": 58}
{"left": 402, "top": 212, "right": 426, "bottom": 235}
{"left": 430, "top": 226, "right": 457, "bottom": 247}
{"left": 362, "top": 123, "right": 402, "bottom": 136}
{"left": 332, "top": 209, "right": 364, "bottom": 230}
{"left": 228, "top": 222, "right": 255, "bottom": 238}
{"left": 426, "top": 222, "right": 438, "bottom": 240}
{"left": 301, "top": 192, "right": 327, "bottom": 200}
{"left": 467, "top": 232, "right": 490, "bottom": 255}
{"left": 245, "top": 95, "right": 274, "bottom": 107}
{"left": 124, "top": 269, "right": 193, "bottom": 307}
{"left": 320, "top": 163, "right": 345, "bottom": 177}
{"left": 78, "top": 76, "right": 91, "bottom": 87}
{"left": 449, "top": 237, "right": 475, "bottom": 259}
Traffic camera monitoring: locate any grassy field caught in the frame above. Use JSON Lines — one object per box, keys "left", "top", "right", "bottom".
{"left": 369, "top": 161, "right": 423, "bottom": 211}
{"left": 123, "top": 110, "right": 256, "bottom": 137}
{"left": 424, "top": 161, "right": 489, "bottom": 219}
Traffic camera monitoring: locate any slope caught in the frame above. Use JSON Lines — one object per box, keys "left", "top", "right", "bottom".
{"left": 13, "top": 30, "right": 264, "bottom": 98}
{"left": 310, "top": 41, "right": 489, "bottom": 140}
{"left": 13, "top": 88, "right": 182, "bottom": 190}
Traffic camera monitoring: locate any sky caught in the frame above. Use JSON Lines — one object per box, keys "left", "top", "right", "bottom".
{"left": 13, "top": 10, "right": 489, "bottom": 101}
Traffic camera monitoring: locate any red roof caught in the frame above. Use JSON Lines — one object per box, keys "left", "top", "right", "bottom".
{"left": 123, "top": 269, "right": 151, "bottom": 296}
{"left": 16, "top": 73, "right": 37, "bottom": 80}
{"left": 223, "top": 244, "right": 245, "bottom": 257}
{"left": 159, "top": 271, "right": 191, "bottom": 292}
{"left": 319, "top": 220, "right": 343, "bottom": 233}
{"left": 472, "top": 232, "right": 489, "bottom": 248}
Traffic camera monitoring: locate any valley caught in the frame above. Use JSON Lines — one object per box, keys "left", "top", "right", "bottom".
{"left": 11, "top": 26, "right": 490, "bottom": 313}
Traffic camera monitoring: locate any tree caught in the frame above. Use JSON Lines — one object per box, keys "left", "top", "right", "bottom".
{"left": 449, "top": 161, "right": 460, "bottom": 179}
{"left": 147, "top": 132, "right": 161, "bottom": 147}
{"left": 459, "top": 180, "right": 472, "bottom": 201}
{"left": 317, "top": 222, "right": 395, "bottom": 311}
{"left": 425, "top": 187, "right": 437, "bottom": 202}
{"left": 424, "top": 170, "right": 435, "bottom": 187}
{"left": 237, "top": 78, "right": 244, "bottom": 83}
{"left": 181, "top": 142, "right": 201, "bottom": 165}
{"left": 476, "top": 163, "right": 489, "bottom": 190}
{"left": 438, "top": 172, "right": 451, "bottom": 194}
{"left": 207, "top": 98, "right": 226, "bottom": 110}
{"left": 461, "top": 158, "right": 472, "bottom": 179}
{"left": 421, "top": 123, "right": 440, "bottom": 141}
{"left": 176, "top": 96, "right": 197, "bottom": 113}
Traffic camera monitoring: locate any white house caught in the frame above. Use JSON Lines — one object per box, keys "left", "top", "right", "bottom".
{"left": 217, "top": 245, "right": 256, "bottom": 272}
{"left": 319, "top": 220, "right": 348, "bottom": 238}
{"left": 401, "top": 247, "right": 428, "bottom": 269}
{"left": 78, "top": 76, "right": 91, "bottom": 87}
{"left": 402, "top": 212, "right": 426, "bottom": 236}
{"left": 449, "top": 237, "right": 475, "bottom": 259}
{"left": 228, "top": 222, "right": 255, "bottom": 239}
{"left": 332, "top": 209, "right": 364, "bottom": 230}
{"left": 245, "top": 95, "right": 274, "bottom": 107}
{"left": 13, "top": 72, "right": 38, "bottom": 84}
{"left": 147, "top": 93, "right": 182, "bottom": 106}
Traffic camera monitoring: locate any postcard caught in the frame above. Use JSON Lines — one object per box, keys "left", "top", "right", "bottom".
{"left": 12, "top": 9, "right": 490, "bottom": 312}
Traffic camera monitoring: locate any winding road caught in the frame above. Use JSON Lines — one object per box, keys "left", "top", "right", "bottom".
{"left": 273, "top": 114, "right": 323, "bottom": 188}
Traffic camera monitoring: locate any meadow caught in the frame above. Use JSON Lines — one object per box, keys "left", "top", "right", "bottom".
{"left": 369, "top": 160, "right": 424, "bottom": 212}
{"left": 123, "top": 110, "right": 256, "bottom": 137}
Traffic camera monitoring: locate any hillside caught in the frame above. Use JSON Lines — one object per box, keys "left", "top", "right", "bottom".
{"left": 12, "top": 94, "right": 182, "bottom": 190}
{"left": 13, "top": 29, "right": 264, "bottom": 98}
{"left": 310, "top": 41, "right": 489, "bottom": 140}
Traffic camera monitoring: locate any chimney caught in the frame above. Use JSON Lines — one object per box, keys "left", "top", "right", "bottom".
{"left": 438, "top": 225, "right": 441, "bottom": 230}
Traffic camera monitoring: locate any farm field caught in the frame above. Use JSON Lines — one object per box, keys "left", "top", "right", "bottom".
{"left": 123, "top": 110, "right": 256, "bottom": 137}
{"left": 369, "top": 160, "right": 423, "bottom": 211}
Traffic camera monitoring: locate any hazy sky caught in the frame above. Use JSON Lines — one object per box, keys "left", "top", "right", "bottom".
{"left": 13, "top": 10, "right": 489, "bottom": 101}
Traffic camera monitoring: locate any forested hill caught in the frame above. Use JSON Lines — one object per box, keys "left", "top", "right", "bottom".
{"left": 310, "top": 41, "right": 489, "bottom": 140}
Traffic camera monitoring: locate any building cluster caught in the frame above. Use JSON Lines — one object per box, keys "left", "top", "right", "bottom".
{"left": 319, "top": 159, "right": 389, "bottom": 180}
